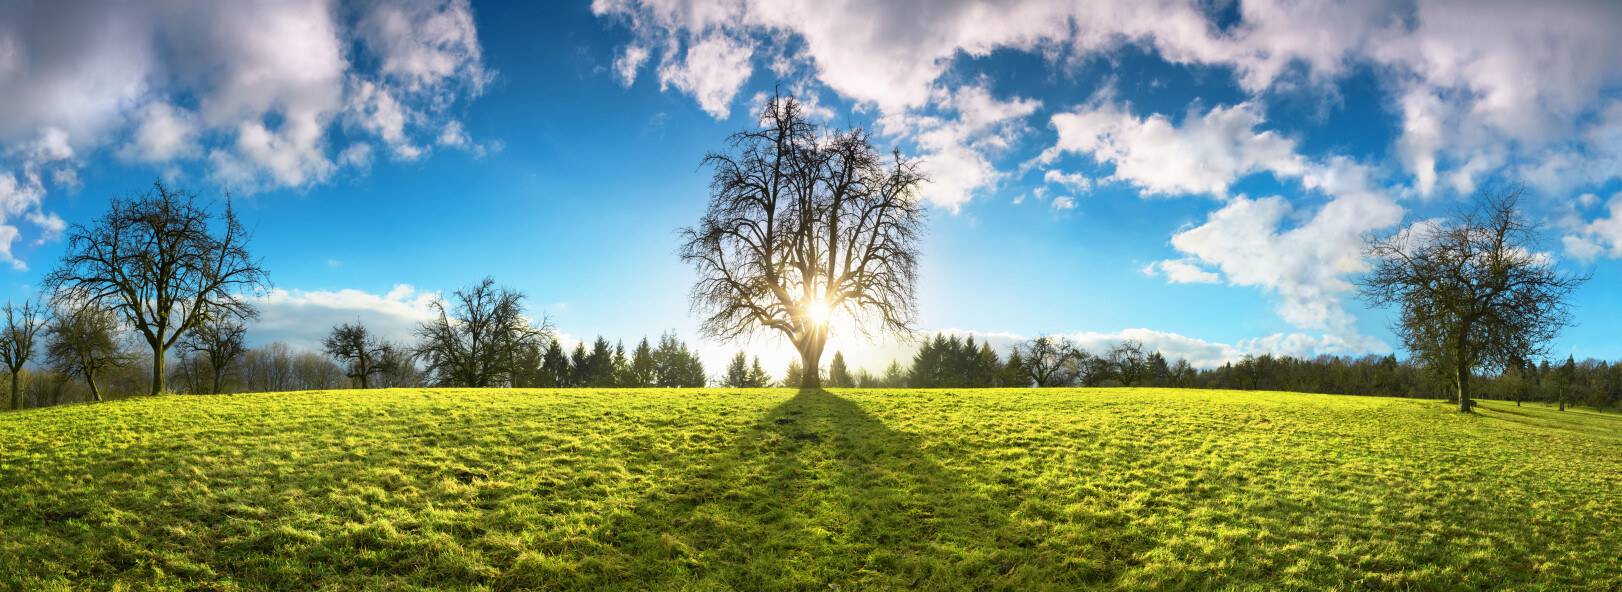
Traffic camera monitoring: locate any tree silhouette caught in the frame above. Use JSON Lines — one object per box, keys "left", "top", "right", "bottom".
{"left": 180, "top": 314, "right": 250, "bottom": 395}
{"left": 44, "top": 300, "right": 131, "bottom": 402}
{"left": 43, "top": 182, "right": 269, "bottom": 397}
{"left": 0, "top": 299, "right": 44, "bottom": 409}
{"left": 1360, "top": 185, "right": 1587, "bottom": 412}
{"left": 413, "top": 277, "right": 550, "bottom": 388}
{"left": 322, "top": 321, "right": 396, "bottom": 389}
{"left": 680, "top": 93, "right": 928, "bottom": 388}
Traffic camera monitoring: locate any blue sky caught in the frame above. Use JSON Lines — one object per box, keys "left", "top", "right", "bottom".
{"left": 2, "top": 0, "right": 1621, "bottom": 376}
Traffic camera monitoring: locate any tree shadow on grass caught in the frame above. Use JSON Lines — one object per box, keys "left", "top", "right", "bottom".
{"left": 582, "top": 389, "right": 1058, "bottom": 591}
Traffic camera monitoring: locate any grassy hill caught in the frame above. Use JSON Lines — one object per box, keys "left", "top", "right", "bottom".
{"left": 2, "top": 388, "right": 1619, "bottom": 591}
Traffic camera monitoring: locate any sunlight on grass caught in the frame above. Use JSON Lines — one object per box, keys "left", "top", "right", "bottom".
{"left": 1, "top": 388, "right": 1619, "bottom": 590}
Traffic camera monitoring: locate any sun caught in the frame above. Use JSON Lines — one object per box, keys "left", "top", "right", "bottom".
{"left": 805, "top": 299, "right": 832, "bottom": 326}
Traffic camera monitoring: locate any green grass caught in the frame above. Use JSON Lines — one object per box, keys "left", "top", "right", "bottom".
{"left": 2, "top": 388, "right": 1620, "bottom": 591}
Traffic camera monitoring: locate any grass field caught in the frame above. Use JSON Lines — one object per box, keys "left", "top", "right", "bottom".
{"left": 2, "top": 388, "right": 1620, "bottom": 591}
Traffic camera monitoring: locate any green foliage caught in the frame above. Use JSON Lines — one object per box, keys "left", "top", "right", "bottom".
{"left": 827, "top": 351, "right": 852, "bottom": 388}
{"left": 3, "top": 388, "right": 1620, "bottom": 590}
{"left": 910, "top": 333, "right": 1002, "bottom": 387}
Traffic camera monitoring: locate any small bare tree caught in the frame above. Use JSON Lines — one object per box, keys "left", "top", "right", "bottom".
{"left": 322, "top": 321, "right": 396, "bottom": 389}
{"left": 45, "top": 300, "right": 132, "bottom": 402}
{"left": 0, "top": 299, "right": 45, "bottom": 410}
{"left": 680, "top": 94, "right": 928, "bottom": 388}
{"left": 1107, "top": 339, "right": 1149, "bottom": 387}
{"left": 413, "top": 277, "right": 551, "bottom": 387}
{"left": 1359, "top": 185, "right": 1587, "bottom": 412}
{"left": 43, "top": 182, "right": 269, "bottom": 397}
{"left": 1014, "top": 334, "right": 1078, "bottom": 387}
{"left": 179, "top": 314, "right": 251, "bottom": 395}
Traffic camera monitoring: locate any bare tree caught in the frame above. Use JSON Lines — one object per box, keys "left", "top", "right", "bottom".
{"left": 680, "top": 94, "right": 928, "bottom": 388}
{"left": 413, "top": 277, "right": 551, "bottom": 387}
{"left": 44, "top": 300, "right": 132, "bottom": 402}
{"left": 1359, "top": 185, "right": 1587, "bottom": 412}
{"left": 42, "top": 182, "right": 269, "bottom": 397}
{"left": 0, "top": 299, "right": 45, "bottom": 410}
{"left": 179, "top": 314, "right": 250, "bottom": 395}
{"left": 322, "top": 321, "right": 396, "bottom": 389}
{"left": 1107, "top": 339, "right": 1149, "bottom": 387}
{"left": 1014, "top": 334, "right": 1078, "bottom": 387}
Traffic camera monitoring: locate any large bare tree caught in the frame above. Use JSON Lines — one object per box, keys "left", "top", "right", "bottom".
{"left": 1359, "top": 185, "right": 1587, "bottom": 412}
{"left": 0, "top": 299, "right": 45, "bottom": 410}
{"left": 44, "top": 300, "right": 131, "bottom": 402}
{"left": 680, "top": 94, "right": 928, "bottom": 388}
{"left": 43, "top": 182, "right": 269, "bottom": 397}
{"left": 413, "top": 277, "right": 551, "bottom": 388}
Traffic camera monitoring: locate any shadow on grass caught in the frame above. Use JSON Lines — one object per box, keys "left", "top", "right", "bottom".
{"left": 587, "top": 389, "right": 1033, "bottom": 590}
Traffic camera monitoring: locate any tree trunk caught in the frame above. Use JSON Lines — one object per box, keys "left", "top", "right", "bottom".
{"left": 87, "top": 373, "right": 103, "bottom": 403}
{"left": 151, "top": 348, "right": 166, "bottom": 397}
{"left": 1454, "top": 360, "right": 1472, "bottom": 413}
{"left": 9, "top": 371, "right": 18, "bottom": 410}
{"left": 1559, "top": 389, "right": 1566, "bottom": 411}
{"left": 798, "top": 330, "right": 826, "bottom": 389}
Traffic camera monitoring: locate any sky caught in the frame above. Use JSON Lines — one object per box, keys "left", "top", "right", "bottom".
{"left": 2, "top": 0, "right": 1621, "bottom": 378}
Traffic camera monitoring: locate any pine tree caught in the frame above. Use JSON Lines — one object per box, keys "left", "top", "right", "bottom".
{"left": 975, "top": 341, "right": 1001, "bottom": 387}
{"left": 882, "top": 359, "right": 907, "bottom": 387}
{"left": 747, "top": 356, "right": 771, "bottom": 387}
{"left": 569, "top": 342, "right": 588, "bottom": 387}
{"left": 783, "top": 359, "right": 804, "bottom": 388}
{"left": 724, "top": 351, "right": 750, "bottom": 388}
{"left": 1002, "top": 350, "right": 1027, "bottom": 388}
{"left": 828, "top": 351, "right": 851, "bottom": 388}
{"left": 540, "top": 341, "right": 570, "bottom": 387}
{"left": 628, "top": 337, "right": 656, "bottom": 387}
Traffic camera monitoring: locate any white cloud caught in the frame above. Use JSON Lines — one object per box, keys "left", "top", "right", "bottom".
{"left": 597, "top": 0, "right": 1622, "bottom": 204}
{"left": 1042, "top": 169, "right": 1092, "bottom": 193}
{"left": 1051, "top": 196, "right": 1075, "bottom": 212}
{"left": 120, "top": 102, "right": 200, "bottom": 163}
{"left": 0, "top": 0, "right": 491, "bottom": 250}
{"left": 1561, "top": 192, "right": 1622, "bottom": 260}
{"left": 1143, "top": 258, "right": 1219, "bottom": 284}
{"left": 879, "top": 85, "right": 1041, "bottom": 211}
{"left": 251, "top": 284, "right": 440, "bottom": 353}
{"left": 657, "top": 34, "right": 754, "bottom": 119}
{"left": 1041, "top": 98, "right": 1306, "bottom": 197}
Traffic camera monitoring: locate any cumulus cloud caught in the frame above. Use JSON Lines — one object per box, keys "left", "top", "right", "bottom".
{"left": 0, "top": 0, "right": 491, "bottom": 264}
{"left": 1561, "top": 191, "right": 1622, "bottom": 260}
{"left": 1044, "top": 96, "right": 1402, "bottom": 351}
{"left": 879, "top": 85, "right": 1042, "bottom": 210}
{"left": 596, "top": 0, "right": 1622, "bottom": 203}
{"left": 1041, "top": 98, "right": 1306, "bottom": 197}
{"left": 251, "top": 284, "right": 441, "bottom": 353}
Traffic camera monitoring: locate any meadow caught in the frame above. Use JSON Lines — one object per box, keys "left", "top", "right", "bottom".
{"left": 1, "top": 387, "right": 1619, "bottom": 591}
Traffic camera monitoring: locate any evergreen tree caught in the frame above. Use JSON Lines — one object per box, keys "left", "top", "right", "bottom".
{"left": 783, "top": 359, "right": 804, "bottom": 388}
{"left": 747, "top": 356, "right": 771, "bottom": 387}
{"left": 975, "top": 341, "right": 1002, "bottom": 387}
{"left": 584, "top": 336, "right": 615, "bottom": 387}
{"left": 1002, "top": 350, "right": 1027, "bottom": 387}
{"left": 882, "top": 359, "right": 907, "bottom": 387}
{"left": 628, "top": 337, "right": 656, "bottom": 387}
{"left": 540, "top": 341, "right": 570, "bottom": 387}
{"left": 724, "top": 351, "right": 751, "bottom": 388}
{"left": 1147, "top": 351, "right": 1170, "bottom": 387}
{"left": 828, "top": 351, "right": 852, "bottom": 388}
{"left": 610, "top": 340, "right": 628, "bottom": 386}
{"left": 569, "top": 342, "right": 589, "bottom": 387}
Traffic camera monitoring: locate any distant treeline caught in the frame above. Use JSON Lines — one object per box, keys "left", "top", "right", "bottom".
{"left": 785, "top": 333, "right": 1622, "bottom": 410}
